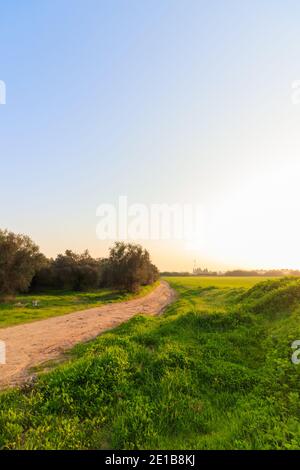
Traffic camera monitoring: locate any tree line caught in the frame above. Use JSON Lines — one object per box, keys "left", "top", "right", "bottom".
{"left": 0, "top": 229, "right": 159, "bottom": 296}
{"left": 162, "top": 269, "right": 300, "bottom": 277}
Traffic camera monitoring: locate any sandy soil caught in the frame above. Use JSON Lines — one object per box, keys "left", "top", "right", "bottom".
{"left": 0, "top": 281, "right": 176, "bottom": 389}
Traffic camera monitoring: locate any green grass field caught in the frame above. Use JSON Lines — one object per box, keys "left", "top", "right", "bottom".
{"left": 164, "top": 275, "right": 271, "bottom": 289}
{"left": 0, "top": 284, "right": 158, "bottom": 328}
{"left": 1, "top": 276, "right": 300, "bottom": 449}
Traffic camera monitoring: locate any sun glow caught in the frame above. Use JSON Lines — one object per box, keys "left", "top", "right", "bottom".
{"left": 194, "top": 164, "right": 300, "bottom": 269}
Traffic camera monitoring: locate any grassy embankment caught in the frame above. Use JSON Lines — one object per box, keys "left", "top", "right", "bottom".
{"left": 0, "top": 283, "right": 158, "bottom": 328}
{"left": 1, "top": 276, "right": 300, "bottom": 449}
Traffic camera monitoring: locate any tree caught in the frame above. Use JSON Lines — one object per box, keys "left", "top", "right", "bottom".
{"left": 0, "top": 229, "right": 45, "bottom": 295}
{"left": 33, "top": 249, "right": 101, "bottom": 291}
{"left": 103, "top": 242, "right": 159, "bottom": 293}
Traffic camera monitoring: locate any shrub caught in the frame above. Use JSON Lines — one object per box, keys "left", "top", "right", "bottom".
{"left": 102, "top": 242, "right": 159, "bottom": 293}
{"left": 0, "top": 229, "right": 46, "bottom": 295}
{"left": 33, "top": 250, "right": 101, "bottom": 291}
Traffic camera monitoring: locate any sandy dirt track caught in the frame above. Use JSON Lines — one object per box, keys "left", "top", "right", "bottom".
{"left": 0, "top": 281, "right": 176, "bottom": 389}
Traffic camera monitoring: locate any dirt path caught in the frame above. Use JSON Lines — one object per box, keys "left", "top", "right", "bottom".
{"left": 0, "top": 281, "right": 176, "bottom": 389}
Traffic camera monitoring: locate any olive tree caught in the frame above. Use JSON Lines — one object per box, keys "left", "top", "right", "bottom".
{"left": 0, "top": 229, "right": 45, "bottom": 295}
{"left": 104, "top": 242, "right": 159, "bottom": 292}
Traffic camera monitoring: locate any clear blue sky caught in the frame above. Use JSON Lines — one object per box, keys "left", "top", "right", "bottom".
{"left": 1, "top": 1, "right": 300, "bottom": 270}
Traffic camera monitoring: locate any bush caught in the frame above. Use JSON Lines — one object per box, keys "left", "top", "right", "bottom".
{"left": 0, "top": 229, "right": 46, "bottom": 295}
{"left": 102, "top": 242, "right": 159, "bottom": 293}
{"left": 33, "top": 243, "right": 159, "bottom": 293}
{"left": 0, "top": 229, "right": 159, "bottom": 295}
{"left": 33, "top": 250, "right": 101, "bottom": 291}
